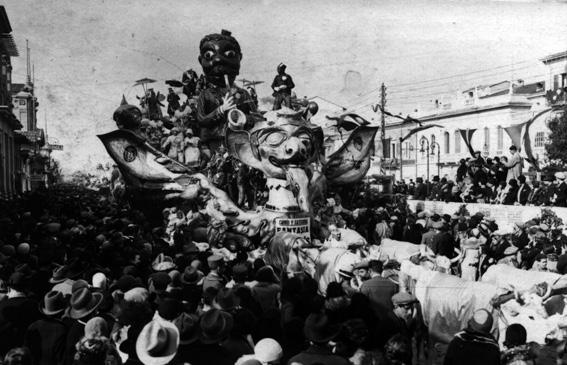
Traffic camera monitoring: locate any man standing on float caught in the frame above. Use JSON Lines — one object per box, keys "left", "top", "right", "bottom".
{"left": 271, "top": 63, "right": 295, "bottom": 110}
{"left": 196, "top": 30, "right": 256, "bottom": 161}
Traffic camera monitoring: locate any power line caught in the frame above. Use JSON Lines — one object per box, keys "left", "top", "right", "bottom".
{"left": 345, "top": 60, "right": 542, "bottom": 109}
{"left": 387, "top": 65, "right": 540, "bottom": 96}
{"left": 387, "top": 59, "right": 537, "bottom": 89}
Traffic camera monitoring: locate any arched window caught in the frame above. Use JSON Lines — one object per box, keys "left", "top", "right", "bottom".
{"left": 444, "top": 131, "right": 450, "bottom": 154}
{"left": 454, "top": 131, "right": 461, "bottom": 153}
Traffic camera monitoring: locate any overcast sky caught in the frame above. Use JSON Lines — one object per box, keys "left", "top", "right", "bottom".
{"left": 4, "top": 0, "right": 567, "bottom": 173}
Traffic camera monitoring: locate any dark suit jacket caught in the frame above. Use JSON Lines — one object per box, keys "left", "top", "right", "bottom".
{"left": 288, "top": 344, "right": 350, "bottom": 365}
{"left": 25, "top": 317, "right": 68, "bottom": 365}
{"left": 360, "top": 276, "right": 398, "bottom": 313}
{"left": 0, "top": 296, "right": 41, "bottom": 356}
{"left": 556, "top": 182, "right": 567, "bottom": 206}
{"left": 503, "top": 186, "right": 519, "bottom": 205}
{"left": 517, "top": 184, "right": 531, "bottom": 205}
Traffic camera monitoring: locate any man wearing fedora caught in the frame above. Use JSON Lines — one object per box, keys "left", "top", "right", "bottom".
{"left": 288, "top": 313, "right": 349, "bottom": 365}
{"left": 63, "top": 287, "right": 104, "bottom": 365}
{"left": 24, "top": 291, "right": 69, "bottom": 365}
{"left": 136, "top": 319, "right": 180, "bottom": 365}
{"left": 183, "top": 309, "right": 234, "bottom": 365}
{"left": 180, "top": 265, "right": 204, "bottom": 313}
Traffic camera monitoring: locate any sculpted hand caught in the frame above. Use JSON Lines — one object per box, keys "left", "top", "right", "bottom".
{"left": 220, "top": 93, "right": 236, "bottom": 113}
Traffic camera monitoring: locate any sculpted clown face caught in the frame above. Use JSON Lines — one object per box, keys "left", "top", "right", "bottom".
{"left": 253, "top": 123, "right": 317, "bottom": 178}
{"left": 199, "top": 31, "right": 242, "bottom": 87}
{"left": 226, "top": 109, "right": 323, "bottom": 179}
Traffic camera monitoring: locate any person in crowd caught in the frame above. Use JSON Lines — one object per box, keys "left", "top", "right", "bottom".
{"left": 271, "top": 63, "right": 295, "bottom": 110}
{"left": 287, "top": 313, "right": 349, "bottom": 365}
{"left": 553, "top": 172, "right": 567, "bottom": 206}
{"left": 24, "top": 291, "right": 69, "bottom": 365}
{"left": 504, "top": 145, "right": 523, "bottom": 182}
{"left": 503, "top": 178, "right": 520, "bottom": 205}
{"left": 0, "top": 271, "right": 41, "bottom": 356}
{"left": 500, "top": 323, "right": 539, "bottom": 365}
{"left": 516, "top": 175, "right": 531, "bottom": 206}
{"left": 359, "top": 260, "right": 398, "bottom": 314}
{"left": 166, "top": 87, "right": 181, "bottom": 117}
{"left": 527, "top": 180, "right": 543, "bottom": 206}
{"left": 444, "top": 309, "right": 500, "bottom": 365}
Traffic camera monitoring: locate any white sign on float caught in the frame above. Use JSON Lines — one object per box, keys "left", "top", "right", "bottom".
{"left": 275, "top": 217, "right": 311, "bottom": 243}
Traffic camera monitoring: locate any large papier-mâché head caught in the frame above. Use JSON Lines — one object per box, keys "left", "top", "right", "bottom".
{"left": 198, "top": 30, "right": 242, "bottom": 87}
{"left": 226, "top": 108, "right": 323, "bottom": 179}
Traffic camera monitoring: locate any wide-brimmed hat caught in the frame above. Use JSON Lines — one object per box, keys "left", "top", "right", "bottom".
{"left": 556, "top": 172, "right": 566, "bottom": 181}
{"left": 173, "top": 312, "right": 200, "bottom": 345}
{"left": 179, "top": 266, "right": 204, "bottom": 285}
{"left": 304, "top": 313, "right": 341, "bottom": 343}
{"left": 199, "top": 309, "right": 233, "bottom": 344}
{"left": 49, "top": 265, "right": 67, "bottom": 284}
{"left": 50, "top": 258, "right": 88, "bottom": 283}
{"left": 136, "top": 320, "right": 179, "bottom": 365}
{"left": 39, "top": 290, "right": 67, "bottom": 316}
{"left": 69, "top": 287, "right": 103, "bottom": 320}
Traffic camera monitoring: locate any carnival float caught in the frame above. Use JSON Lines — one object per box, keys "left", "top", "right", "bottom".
{"left": 98, "top": 30, "right": 378, "bottom": 246}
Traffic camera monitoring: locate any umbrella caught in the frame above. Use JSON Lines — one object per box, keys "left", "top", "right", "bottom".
{"left": 237, "top": 78, "right": 264, "bottom": 89}
{"left": 165, "top": 79, "right": 184, "bottom": 88}
{"left": 133, "top": 78, "right": 157, "bottom": 93}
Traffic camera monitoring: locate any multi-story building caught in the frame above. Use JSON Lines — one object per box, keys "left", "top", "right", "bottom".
{"left": 12, "top": 81, "right": 46, "bottom": 192}
{"left": 0, "top": 6, "right": 20, "bottom": 199}
{"left": 381, "top": 50, "right": 566, "bottom": 182}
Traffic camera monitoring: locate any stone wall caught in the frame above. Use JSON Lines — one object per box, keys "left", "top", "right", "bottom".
{"left": 407, "top": 199, "right": 567, "bottom": 228}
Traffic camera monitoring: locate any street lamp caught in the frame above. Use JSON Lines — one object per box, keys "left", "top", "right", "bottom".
{"left": 420, "top": 136, "right": 430, "bottom": 183}
{"left": 431, "top": 141, "right": 441, "bottom": 177}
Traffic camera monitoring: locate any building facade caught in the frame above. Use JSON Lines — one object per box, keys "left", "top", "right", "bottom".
{"left": 381, "top": 50, "right": 566, "bottom": 182}
{"left": 0, "top": 6, "right": 20, "bottom": 199}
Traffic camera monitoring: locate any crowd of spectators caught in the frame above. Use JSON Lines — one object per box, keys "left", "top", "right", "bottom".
{"left": 0, "top": 182, "right": 566, "bottom": 364}
{"left": 393, "top": 146, "right": 567, "bottom": 207}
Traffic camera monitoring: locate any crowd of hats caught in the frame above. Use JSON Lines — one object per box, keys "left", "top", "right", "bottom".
{"left": 0, "top": 185, "right": 419, "bottom": 365}
{"left": 0, "top": 176, "right": 565, "bottom": 363}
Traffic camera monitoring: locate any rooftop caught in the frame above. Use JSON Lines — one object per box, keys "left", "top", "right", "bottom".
{"left": 0, "top": 6, "right": 12, "bottom": 34}
{"left": 540, "top": 50, "right": 567, "bottom": 65}
{"left": 0, "top": 7, "right": 17, "bottom": 57}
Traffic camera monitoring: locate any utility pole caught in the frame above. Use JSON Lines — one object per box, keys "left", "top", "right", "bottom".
{"left": 379, "top": 83, "right": 393, "bottom": 179}
{"left": 380, "top": 83, "right": 386, "bottom": 145}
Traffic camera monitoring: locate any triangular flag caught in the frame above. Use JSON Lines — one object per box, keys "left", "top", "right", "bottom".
{"left": 458, "top": 129, "right": 477, "bottom": 157}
